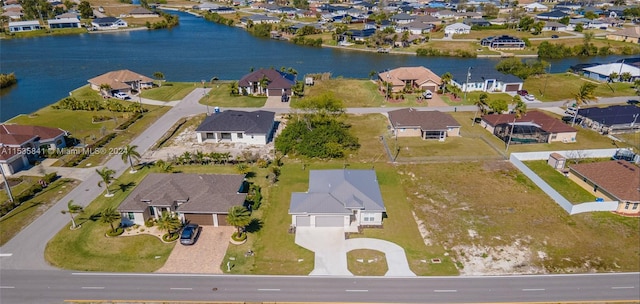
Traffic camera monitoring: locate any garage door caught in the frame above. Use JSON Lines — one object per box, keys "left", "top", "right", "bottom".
{"left": 315, "top": 216, "right": 344, "bottom": 227}
{"left": 184, "top": 213, "right": 214, "bottom": 226}
{"left": 422, "top": 85, "right": 437, "bottom": 92}
{"left": 8, "top": 157, "right": 24, "bottom": 174}
{"left": 505, "top": 84, "right": 520, "bottom": 92}
{"left": 296, "top": 216, "right": 311, "bottom": 227}
{"left": 217, "top": 214, "right": 228, "bottom": 226}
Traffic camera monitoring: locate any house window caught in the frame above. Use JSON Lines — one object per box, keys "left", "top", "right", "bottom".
{"left": 625, "top": 202, "right": 630, "bottom": 209}
{"left": 127, "top": 212, "right": 135, "bottom": 220}
{"left": 237, "top": 133, "right": 243, "bottom": 139}
{"left": 362, "top": 213, "right": 375, "bottom": 222}
{"left": 633, "top": 203, "right": 638, "bottom": 210}
{"left": 206, "top": 133, "right": 215, "bottom": 139}
{"left": 551, "top": 134, "right": 557, "bottom": 140}
{"left": 149, "top": 206, "right": 155, "bottom": 216}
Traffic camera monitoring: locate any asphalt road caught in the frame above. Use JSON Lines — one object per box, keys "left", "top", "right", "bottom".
{"left": 0, "top": 92, "right": 638, "bottom": 303}
{"left": 0, "top": 270, "right": 638, "bottom": 303}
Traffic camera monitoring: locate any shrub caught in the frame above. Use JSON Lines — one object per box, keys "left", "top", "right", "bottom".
{"left": 43, "top": 172, "right": 58, "bottom": 184}
{"left": 162, "top": 233, "right": 179, "bottom": 242}
{"left": 145, "top": 219, "right": 155, "bottom": 227}
{"left": 231, "top": 231, "right": 247, "bottom": 242}
{"left": 106, "top": 227, "right": 124, "bottom": 237}
{"left": 115, "top": 113, "right": 143, "bottom": 131}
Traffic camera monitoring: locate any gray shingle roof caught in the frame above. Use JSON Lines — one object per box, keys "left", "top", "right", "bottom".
{"left": 118, "top": 173, "right": 246, "bottom": 213}
{"left": 195, "top": 110, "right": 275, "bottom": 134}
{"left": 388, "top": 108, "right": 460, "bottom": 131}
{"left": 289, "top": 170, "right": 386, "bottom": 215}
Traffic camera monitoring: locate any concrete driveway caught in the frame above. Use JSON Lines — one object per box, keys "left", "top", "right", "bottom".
{"left": 295, "top": 227, "right": 416, "bottom": 277}
{"left": 156, "top": 226, "right": 234, "bottom": 274}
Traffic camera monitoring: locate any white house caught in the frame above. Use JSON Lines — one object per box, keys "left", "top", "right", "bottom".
{"left": 47, "top": 18, "right": 82, "bottom": 29}
{"left": 523, "top": 3, "right": 549, "bottom": 12}
{"left": 195, "top": 110, "right": 276, "bottom": 145}
{"left": 444, "top": 22, "right": 471, "bottom": 36}
{"left": 289, "top": 170, "right": 387, "bottom": 232}
{"left": 8, "top": 20, "right": 41, "bottom": 32}
{"left": 91, "top": 17, "right": 127, "bottom": 30}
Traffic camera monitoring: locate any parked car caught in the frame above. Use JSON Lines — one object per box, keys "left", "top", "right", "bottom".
{"left": 113, "top": 92, "right": 131, "bottom": 100}
{"left": 551, "top": 35, "right": 559, "bottom": 39}
{"left": 517, "top": 90, "right": 528, "bottom": 96}
{"left": 423, "top": 90, "right": 433, "bottom": 99}
{"left": 180, "top": 223, "right": 200, "bottom": 245}
{"left": 524, "top": 94, "right": 535, "bottom": 101}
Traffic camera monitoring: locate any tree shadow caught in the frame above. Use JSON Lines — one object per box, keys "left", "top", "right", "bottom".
{"left": 117, "top": 181, "right": 136, "bottom": 193}
{"left": 245, "top": 218, "right": 263, "bottom": 233}
{"left": 0, "top": 201, "right": 43, "bottom": 222}
{"left": 245, "top": 171, "right": 256, "bottom": 179}
{"left": 76, "top": 212, "right": 102, "bottom": 225}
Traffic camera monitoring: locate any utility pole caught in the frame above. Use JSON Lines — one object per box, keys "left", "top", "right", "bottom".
{"left": 464, "top": 66, "right": 472, "bottom": 105}
{"left": 543, "top": 63, "right": 551, "bottom": 97}
{"left": 505, "top": 117, "right": 517, "bottom": 153}
{"left": 0, "top": 164, "right": 14, "bottom": 203}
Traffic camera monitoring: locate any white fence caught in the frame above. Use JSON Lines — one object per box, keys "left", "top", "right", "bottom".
{"left": 509, "top": 149, "right": 619, "bottom": 215}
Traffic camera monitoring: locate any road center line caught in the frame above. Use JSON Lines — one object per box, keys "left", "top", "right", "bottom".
{"left": 0, "top": 286, "right": 15, "bottom": 289}
{"left": 257, "top": 288, "right": 281, "bottom": 291}
{"left": 522, "top": 288, "right": 545, "bottom": 291}
{"left": 81, "top": 287, "right": 105, "bottom": 290}
{"left": 611, "top": 286, "right": 635, "bottom": 289}
{"left": 346, "top": 289, "right": 369, "bottom": 292}
{"left": 0, "top": 253, "right": 13, "bottom": 257}
{"left": 434, "top": 289, "right": 457, "bottom": 293}
{"left": 170, "top": 287, "right": 193, "bottom": 290}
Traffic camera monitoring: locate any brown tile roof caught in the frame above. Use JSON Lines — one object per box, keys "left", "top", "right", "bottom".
{"left": 87, "top": 69, "right": 154, "bottom": 91}
{"left": 388, "top": 108, "right": 460, "bottom": 131}
{"left": 610, "top": 26, "right": 640, "bottom": 39}
{"left": 118, "top": 173, "right": 247, "bottom": 213}
{"left": 0, "top": 124, "right": 66, "bottom": 146}
{"left": 0, "top": 147, "right": 22, "bottom": 161}
{"left": 378, "top": 66, "right": 441, "bottom": 88}
{"left": 482, "top": 111, "right": 576, "bottom": 133}
{"left": 570, "top": 160, "right": 640, "bottom": 202}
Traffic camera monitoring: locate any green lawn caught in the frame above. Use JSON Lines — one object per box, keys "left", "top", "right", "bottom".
{"left": 347, "top": 249, "right": 388, "bottom": 276}
{"left": 525, "top": 160, "right": 597, "bottom": 204}
{"left": 345, "top": 114, "right": 390, "bottom": 163}
{"left": 1, "top": 178, "right": 78, "bottom": 246}
{"left": 441, "top": 92, "right": 513, "bottom": 106}
{"left": 140, "top": 82, "right": 197, "bottom": 101}
{"left": 524, "top": 73, "right": 637, "bottom": 102}
{"left": 201, "top": 82, "right": 266, "bottom": 108}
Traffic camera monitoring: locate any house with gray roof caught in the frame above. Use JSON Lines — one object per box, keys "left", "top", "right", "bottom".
{"left": 118, "top": 173, "right": 247, "bottom": 226}
{"left": 388, "top": 108, "right": 460, "bottom": 141}
{"left": 289, "top": 170, "right": 386, "bottom": 231}
{"left": 195, "top": 110, "right": 276, "bottom": 145}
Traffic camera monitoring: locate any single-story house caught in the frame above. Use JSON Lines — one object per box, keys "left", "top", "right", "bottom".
{"left": 2, "top": 11, "right": 23, "bottom": 20}
{"left": 341, "top": 28, "right": 376, "bottom": 42}
{"left": 238, "top": 69, "right": 296, "bottom": 97}
{"left": 541, "top": 21, "right": 567, "bottom": 31}
{"left": 378, "top": 66, "right": 442, "bottom": 93}
{"left": 606, "top": 27, "right": 640, "bottom": 44}
{"left": 388, "top": 108, "right": 461, "bottom": 141}
{"left": 91, "top": 17, "right": 127, "bottom": 30}
{"left": 536, "top": 10, "right": 569, "bottom": 20}
{"left": 480, "top": 110, "right": 577, "bottom": 144}
{"left": 195, "top": 110, "right": 276, "bottom": 145}
{"left": 87, "top": 69, "right": 154, "bottom": 95}
{"left": 289, "top": 169, "right": 386, "bottom": 231}
{"left": 523, "top": 2, "right": 549, "bottom": 12}
{"left": 118, "top": 173, "right": 247, "bottom": 226}
{"left": 240, "top": 14, "right": 279, "bottom": 25}
{"left": 8, "top": 20, "right": 41, "bottom": 32}
{"left": 390, "top": 13, "right": 416, "bottom": 24}
{"left": 55, "top": 12, "right": 80, "bottom": 19}
{"left": 396, "top": 21, "right": 435, "bottom": 34}
{"left": 444, "top": 22, "right": 471, "bottom": 36}
{"left": 480, "top": 35, "right": 525, "bottom": 50}
{"left": 582, "top": 63, "right": 640, "bottom": 82}
{"left": 464, "top": 19, "right": 491, "bottom": 27}
{"left": 450, "top": 68, "right": 523, "bottom": 93}
{"left": 0, "top": 124, "right": 67, "bottom": 176}
{"left": 575, "top": 105, "right": 640, "bottom": 134}
{"left": 47, "top": 18, "right": 81, "bottom": 29}
{"left": 129, "top": 7, "right": 159, "bottom": 18}
{"left": 569, "top": 161, "right": 640, "bottom": 216}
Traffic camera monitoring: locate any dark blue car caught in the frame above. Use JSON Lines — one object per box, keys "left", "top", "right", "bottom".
{"left": 180, "top": 224, "right": 200, "bottom": 245}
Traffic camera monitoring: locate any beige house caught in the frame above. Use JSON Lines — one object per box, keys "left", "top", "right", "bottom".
{"left": 481, "top": 111, "right": 577, "bottom": 144}
{"left": 87, "top": 69, "right": 154, "bottom": 95}
{"left": 388, "top": 108, "right": 460, "bottom": 141}
{"left": 378, "top": 66, "right": 442, "bottom": 93}
{"left": 606, "top": 27, "right": 640, "bottom": 44}
{"left": 569, "top": 160, "right": 640, "bottom": 216}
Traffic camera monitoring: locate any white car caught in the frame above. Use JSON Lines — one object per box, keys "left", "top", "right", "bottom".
{"left": 524, "top": 94, "right": 535, "bottom": 101}
{"left": 113, "top": 92, "right": 131, "bottom": 100}
{"left": 423, "top": 90, "right": 433, "bottom": 99}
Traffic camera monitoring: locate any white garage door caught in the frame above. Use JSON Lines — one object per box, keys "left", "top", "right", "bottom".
{"left": 296, "top": 216, "right": 311, "bottom": 227}
{"left": 315, "top": 216, "right": 344, "bottom": 227}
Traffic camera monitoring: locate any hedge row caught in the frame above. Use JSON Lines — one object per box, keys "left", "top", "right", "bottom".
{"left": 115, "top": 113, "right": 142, "bottom": 131}
{"left": 62, "top": 133, "right": 117, "bottom": 167}
{"left": 0, "top": 173, "right": 58, "bottom": 217}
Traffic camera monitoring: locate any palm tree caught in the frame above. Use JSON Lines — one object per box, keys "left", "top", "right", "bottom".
{"left": 620, "top": 72, "right": 632, "bottom": 82}
{"left": 513, "top": 97, "right": 527, "bottom": 119}
{"left": 99, "top": 84, "right": 112, "bottom": 97}
{"left": 96, "top": 167, "right": 116, "bottom": 197}
{"left": 229, "top": 81, "right": 239, "bottom": 96}
{"left": 609, "top": 72, "right": 619, "bottom": 83}
{"left": 156, "top": 211, "right": 182, "bottom": 238}
{"left": 100, "top": 207, "right": 121, "bottom": 232}
{"left": 153, "top": 71, "right": 164, "bottom": 87}
{"left": 574, "top": 83, "right": 597, "bottom": 106}
{"left": 472, "top": 93, "right": 489, "bottom": 126}
{"left": 441, "top": 72, "right": 452, "bottom": 94}
{"left": 227, "top": 206, "right": 251, "bottom": 237}
{"left": 61, "top": 200, "right": 83, "bottom": 229}
{"left": 121, "top": 145, "right": 141, "bottom": 173}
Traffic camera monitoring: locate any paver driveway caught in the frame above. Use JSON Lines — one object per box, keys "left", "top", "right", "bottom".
{"left": 156, "top": 226, "right": 234, "bottom": 274}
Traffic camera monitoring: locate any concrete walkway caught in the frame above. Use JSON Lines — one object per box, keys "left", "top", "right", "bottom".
{"left": 295, "top": 227, "right": 416, "bottom": 277}
{"left": 10, "top": 159, "right": 98, "bottom": 181}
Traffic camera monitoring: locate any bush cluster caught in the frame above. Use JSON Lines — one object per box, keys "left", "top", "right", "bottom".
{"left": 204, "top": 12, "right": 234, "bottom": 26}
{"left": 115, "top": 113, "right": 143, "bottom": 131}
{"left": 52, "top": 97, "right": 146, "bottom": 113}
{"left": 0, "top": 73, "right": 17, "bottom": 89}
{"left": 0, "top": 175, "right": 57, "bottom": 217}
{"left": 291, "top": 36, "right": 323, "bottom": 47}
{"left": 106, "top": 227, "right": 124, "bottom": 237}
{"left": 61, "top": 133, "right": 117, "bottom": 167}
